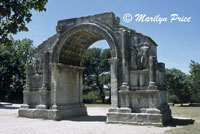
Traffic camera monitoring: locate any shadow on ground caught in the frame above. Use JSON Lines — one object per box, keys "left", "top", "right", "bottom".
{"left": 180, "top": 103, "right": 200, "bottom": 107}
{"left": 68, "top": 115, "right": 107, "bottom": 122}
{"left": 172, "top": 103, "right": 200, "bottom": 107}
{"left": 164, "top": 118, "right": 195, "bottom": 127}
{"left": 0, "top": 105, "right": 19, "bottom": 110}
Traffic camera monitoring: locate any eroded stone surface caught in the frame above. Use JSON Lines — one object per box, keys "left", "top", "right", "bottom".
{"left": 19, "top": 12, "right": 171, "bottom": 125}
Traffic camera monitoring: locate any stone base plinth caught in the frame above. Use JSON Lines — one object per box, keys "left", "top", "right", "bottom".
{"left": 18, "top": 106, "right": 87, "bottom": 120}
{"left": 107, "top": 90, "right": 172, "bottom": 125}
{"left": 119, "top": 90, "right": 169, "bottom": 111}
{"left": 107, "top": 112, "right": 162, "bottom": 125}
{"left": 107, "top": 106, "right": 171, "bottom": 125}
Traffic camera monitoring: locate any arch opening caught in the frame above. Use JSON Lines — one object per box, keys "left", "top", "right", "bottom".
{"left": 83, "top": 40, "right": 111, "bottom": 104}
{"left": 56, "top": 24, "right": 118, "bottom": 68}
{"left": 52, "top": 23, "right": 118, "bottom": 65}
{"left": 48, "top": 25, "right": 119, "bottom": 120}
{"left": 57, "top": 29, "right": 113, "bottom": 104}
{"left": 59, "top": 29, "right": 104, "bottom": 66}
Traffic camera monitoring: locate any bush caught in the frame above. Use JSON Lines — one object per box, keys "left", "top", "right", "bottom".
{"left": 168, "top": 94, "right": 180, "bottom": 103}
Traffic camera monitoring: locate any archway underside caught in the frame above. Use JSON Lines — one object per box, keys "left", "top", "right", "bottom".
{"left": 59, "top": 30, "right": 104, "bottom": 66}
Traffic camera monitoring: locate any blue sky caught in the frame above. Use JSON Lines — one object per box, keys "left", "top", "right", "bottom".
{"left": 14, "top": 0, "right": 200, "bottom": 74}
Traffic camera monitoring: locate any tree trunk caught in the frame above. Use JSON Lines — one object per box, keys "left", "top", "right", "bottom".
{"left": 95, "top": 74, "right": 105, "bottom": 104}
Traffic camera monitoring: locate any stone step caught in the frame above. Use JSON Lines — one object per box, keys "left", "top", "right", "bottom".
{"left": 108, "top": 108, "right": 131, "bottom": 113}
{"left": 140, "top": 108, "right": 161, "bottom": 114}
{"left": 107, "top": 112, "right": 162, "bottom": 125}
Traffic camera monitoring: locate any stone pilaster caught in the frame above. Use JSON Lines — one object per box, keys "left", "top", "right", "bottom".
{"left": 21, "top": 65, "right": 33, "bottom": 108}
{"left": 50, "top": 63, "right": 58, "bottom": 110}
{"left": 148, "top": 56, "right": 157, "bottom": 90}
{"left": 79, "top": 67, "right": 85, "bottom": 106}
{"left": 109, "top": 58, "right": 119, "bottom": 108}
{"left": 37, "top": 52, "right": 49, "bottom": 109}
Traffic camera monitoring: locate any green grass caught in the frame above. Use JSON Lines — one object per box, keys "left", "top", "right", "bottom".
{"left": 166, "top": 123, "right": 200, "bottom": 134}
{"left": 170, "top": 106, "right": 200, "bottom": 120}
{"left": 165, "top": 106, "right": 200, "bottom": 134}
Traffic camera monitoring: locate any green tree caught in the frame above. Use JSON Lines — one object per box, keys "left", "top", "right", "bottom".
{"left": 100, "top": 73, "right": 111, "bottom": 103}
{"left": 82, "top": 48, "right": 111, "bottom": 104}
{"left": 0, "top": 38, "right": 34, "bottom": 102}
{"left": 189, "top": 60, "right": 200, "bottom": 103}
{"left": 0, "top": 0, "right": 48, "bottom": 44}
{"left": 165, "top": 68, "right": 191, "bottom": 104}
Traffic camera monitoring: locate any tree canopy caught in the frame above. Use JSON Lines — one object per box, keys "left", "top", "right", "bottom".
{"left": 0, "top": 0, "right": 48, "bottom": 44}
{"left": 165, "top": 68, "right": 191, "bottom": 104}
{"left": 0, "top": 38, "right": 34, "bottom": 102}
{"left": 166, "top": 61, "right": 200, "bottom": 104}
{"left": 82, "top": 48, "right": 111, "bottom": 104}
{"left": 189, "top": 60, "right": 200, "bottom": 102}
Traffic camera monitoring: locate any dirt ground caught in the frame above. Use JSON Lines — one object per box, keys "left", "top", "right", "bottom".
{"left": 0, "top": 104, "right": 172, "bottom": 134}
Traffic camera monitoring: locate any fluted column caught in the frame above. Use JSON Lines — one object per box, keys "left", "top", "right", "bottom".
{"left": 120, "top": 30, "right": 129, "bottom": 90}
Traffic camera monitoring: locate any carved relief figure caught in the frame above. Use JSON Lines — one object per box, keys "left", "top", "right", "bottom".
{"left": 130, "top": 36, "right": 151, "bottom": 70}
{"left": 137, "top": 42, "right": 150, "bottom": 69}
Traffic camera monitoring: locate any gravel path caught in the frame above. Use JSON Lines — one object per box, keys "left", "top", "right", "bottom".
{"left": 0, "top": 104, "right": 172, "bottom": 134}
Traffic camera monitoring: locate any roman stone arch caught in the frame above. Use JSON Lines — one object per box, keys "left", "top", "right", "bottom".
{"left": 52, "top": 22, "right": 118, "bottom": 63}
{"left": 19, "top": 12, "right": 172, "bottom": 125}
{"left": 49, "top": 22, "right": 119, "bottom": 113}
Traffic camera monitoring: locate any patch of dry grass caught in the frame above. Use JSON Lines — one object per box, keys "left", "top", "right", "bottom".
{"left": 85, "top": 104, "right": 110, "bottom": 107}
{"left": 165, "top": 106, "right": 200, "bottom": 134}
{"left": 171, "top": 106, "right": 200, "bottom": 120}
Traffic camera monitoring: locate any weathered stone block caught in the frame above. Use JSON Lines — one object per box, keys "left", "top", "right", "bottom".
{"left": 18, "top": 109, "right": 34, "bottom": 118}
{"left": 148, "top": 114, "right": 162, "bottom": 123}
{"left": 118, "top": 108, "right": 131, "bottom": 113}
{"left": 19, "top": 106, "right": 87, "bottom": 120}
{"left": 137, "top": 113, "right": 149, "bottom": 123}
